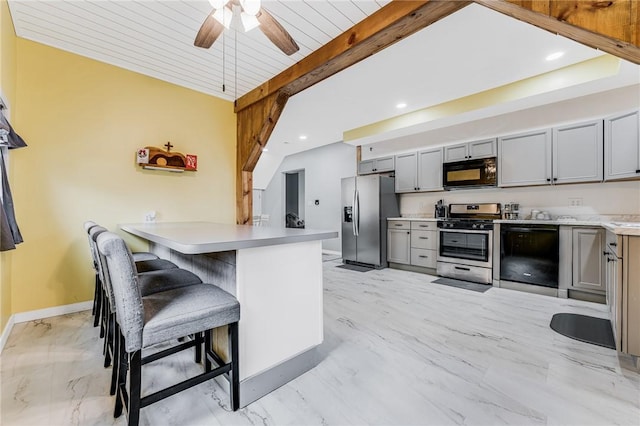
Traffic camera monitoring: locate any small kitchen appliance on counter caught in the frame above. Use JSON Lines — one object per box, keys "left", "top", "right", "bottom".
{"left": 503, "top": 202, "right": 520, "bottom": 220}
{"left": 435, "top": 199, "right": 448, "bottom": 219}
{"left": 436, "top": 203, "right": 501, "bottom": 284}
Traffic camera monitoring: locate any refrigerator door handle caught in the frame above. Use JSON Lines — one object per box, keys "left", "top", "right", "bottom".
{"left": 352, "top": 190, "right": 357, "bottom": 236}
{"left": 353, "top": 189, "right": 360, "bottom": 237}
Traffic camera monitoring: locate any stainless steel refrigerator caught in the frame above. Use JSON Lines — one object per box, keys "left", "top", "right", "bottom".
{"left": 341, "top": 175, "right": 399, "bottom": 268}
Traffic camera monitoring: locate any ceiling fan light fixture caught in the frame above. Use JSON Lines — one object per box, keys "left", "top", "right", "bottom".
{"left": 240, "top": 12, "right": 260, "bottom": 32}
{"left": 240, "top": 0, "right": 261, "bottom": 16}
{"left": 213, "top": 7, "right": 233, "bottom": 29}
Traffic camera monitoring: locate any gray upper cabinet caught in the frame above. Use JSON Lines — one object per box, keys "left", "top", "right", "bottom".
{"left": 358, "top": 156, "right": 395, "bottom": 175}
{"left": 553, "top": 120, "right": 603, "bottom": 184}
{"left": 498, "top": 129, "right": 552, "bottom": 187}
{"left": 394, "top": 153, "right": 418, "bottom": 192}
{"left": 443, "top": 138, "right": 496, "bottom": 163}
{"left": 604, "top": 110, "right": 640, "bottom": 181}
{"left": 417, "top": 148, "right": 443, "bottom": 191}
{"left": 499, "top": 120, "right": 603, "bottom": 188}
{"left": 395, "top": 149, "right": 443, "bottom": 193}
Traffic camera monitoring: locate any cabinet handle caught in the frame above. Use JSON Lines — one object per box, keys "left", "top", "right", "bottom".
{"left": 607, "top": 257, "right": 613, "bottom": 262}
{"left": 553, "top": 178, "right": 558, "bottom": 181}
{"left": 610, "top": 242, "right": 617, "bottom": 247}
{"left": 407, "top": 232, "right": 410, "bottom": 235}
{"left": 394, "top": 224, "right": 403, "bottom": 226}
{"left": 546, "top": 178, "right": 551, "bottom": 182}
{"left": 419, "top": 237, "right": 429, "bottom": 239}
{"left": 636, "top": 170, "right": 640, "bottom": 173}
{"left": 419, "top": 255, "right": 428, "bottom": 258}
{"left": 454, "top": 266, "right": 471, "bottom": 271}
{"left": 451, "top": 240, "right": 459, "bottom": 243}
{"left": 603, "top": 251, "right": 608, "bottom": 256}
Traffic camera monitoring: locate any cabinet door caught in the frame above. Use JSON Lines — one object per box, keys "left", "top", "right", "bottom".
{"left": 394, "top": 153, "right": 417, "bottom": 193}
{"left": 553, "top": 120, "right": 603, "bottom": 184}
{"left": 605, "top": 110, "right": 640, "bottom": 181}
{"left": 468, "top": 138, "right": 496, "bottom": 160}
{"left": 498, "top": 129, "right": 552, "bottom": 187}
{"left": 443, "top": 143, "right": 467, "bottom": 163}
{"left": 358, "top": 160, "right": 375, "bottom": 175}
{"left": 417, "top": 148, "right": 443, "bottom": 191}
{"left": 625, "top": 236, "right": 640, "bottom": 355}
{"left": 387, "top": 229, "right": 411, "bottom": 264}
{"left": 572, "top": 228, "right": 605, "bottom": 293}
{"left": 374, "top": 156, "right": 395, "bottom": 173}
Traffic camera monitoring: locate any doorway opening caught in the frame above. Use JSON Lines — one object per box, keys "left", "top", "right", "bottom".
{"left": 284, "top": 170, "right": 305, "bottom": 228}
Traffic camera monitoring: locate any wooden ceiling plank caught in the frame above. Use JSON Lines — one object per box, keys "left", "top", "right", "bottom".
{"left": 549, "top": 0, "right": 632, "bottom": 43}
{"left": 476, "top": 0, "right": 640, "bottom": 65}
{"left": 235, "top": 0, "right": 472, "bottom": 112}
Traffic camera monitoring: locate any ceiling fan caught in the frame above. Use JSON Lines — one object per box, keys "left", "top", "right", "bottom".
{"left": 194, "top": 0, "right": 300, "bottom": 56}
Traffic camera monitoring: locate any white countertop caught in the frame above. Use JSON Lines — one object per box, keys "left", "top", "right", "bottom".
{"left": 387, "top": 217, "right": 640, "bottom": 235}
{"left": 120, "top": 222, "right": 338, "bottom": 254}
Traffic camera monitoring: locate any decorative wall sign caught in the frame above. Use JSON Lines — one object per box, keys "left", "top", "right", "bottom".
{"left": 136, "top": 142, "right": 197, "bottom": 172}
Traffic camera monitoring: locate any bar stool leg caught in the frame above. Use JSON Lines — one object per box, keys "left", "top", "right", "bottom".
{"left": 128, "top": 351, "right": 142, "bottom": 426}
{"left": 110, "top": 321, "right": 119, "bottom": 396}
{"left": 93, "top": 275, "right": 101, "bottom": 327}
{"left": 114, "top": 333, "right": 127, "bottom": 418}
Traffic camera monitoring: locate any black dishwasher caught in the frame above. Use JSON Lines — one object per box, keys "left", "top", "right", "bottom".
{"left": 500, "top": 224, "right": 559, "bottom": 288}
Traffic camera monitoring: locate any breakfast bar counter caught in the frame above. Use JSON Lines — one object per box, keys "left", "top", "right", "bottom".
{"left": 120, "top": 221, "right": 338, "bottom": 407}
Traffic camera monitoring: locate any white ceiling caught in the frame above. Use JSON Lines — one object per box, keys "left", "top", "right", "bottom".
{"left": 7, "top": 0, "right": 390, "bottom": 101}
{"left": 7, "top": 1, "right": 640, "bottom": 189}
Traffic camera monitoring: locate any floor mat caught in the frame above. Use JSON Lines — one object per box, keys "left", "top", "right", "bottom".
{"left": 336, "top": 264, "right": 374, "bottom": 272}
{"left": 431, "top": 277, "right": 491, "bottom": 293}
{"left": 550, "top": 313, "right": 615, "bottom": 349}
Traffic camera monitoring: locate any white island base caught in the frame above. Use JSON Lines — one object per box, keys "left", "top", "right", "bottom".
{"left": 121, "top": 222, "right": 336, "bottom": 407}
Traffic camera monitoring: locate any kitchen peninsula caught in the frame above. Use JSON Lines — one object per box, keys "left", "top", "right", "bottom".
{"left": 120, "top": 222, "right": 338, "bottom": 407}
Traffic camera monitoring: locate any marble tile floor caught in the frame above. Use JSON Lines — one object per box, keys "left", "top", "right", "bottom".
{"left": 2, "top": 259, "right": 640, "bottom": 425}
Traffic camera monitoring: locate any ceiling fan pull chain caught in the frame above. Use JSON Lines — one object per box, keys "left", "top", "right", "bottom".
{"left": 222, "top": 30, "right": 226, "bottom": 93}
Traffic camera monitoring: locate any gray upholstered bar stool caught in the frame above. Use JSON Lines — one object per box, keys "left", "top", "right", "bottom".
{"left": 97, "top": 232, "right": 240, "bottom": 426}
{"left": 89, "top": 225, "right": 203, "bottom": 391}
{"left": 84, "top": 221, "right": 168, "bottom": 328}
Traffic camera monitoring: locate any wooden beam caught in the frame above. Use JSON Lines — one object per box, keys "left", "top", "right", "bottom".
{"left": 235, "top": 0, "right": 471, "bottom": 112}
{"left": 235, "top": 91, "right": 289, "bottom": 224}
{"left": 477, "top": 0, "right": 640, "bottom": 65}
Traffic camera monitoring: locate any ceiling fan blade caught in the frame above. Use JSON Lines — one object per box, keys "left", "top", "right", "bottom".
{"left": 256, "top": 8, "right": 299, "bottom": 56}
{"left": 194, "top": 10, "right": 225, "bottom": 49}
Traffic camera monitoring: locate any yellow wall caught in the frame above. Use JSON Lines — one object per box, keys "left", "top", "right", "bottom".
{"left": 0, "top": 0, "right": 17, "bottom": 334}
{"left": 8, "top": 38, "right": 236, "bottom": 313}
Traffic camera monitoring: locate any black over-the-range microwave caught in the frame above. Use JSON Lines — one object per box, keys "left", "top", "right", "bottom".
{"left": 443, "top": 157, "right": 497, "bottom": 190}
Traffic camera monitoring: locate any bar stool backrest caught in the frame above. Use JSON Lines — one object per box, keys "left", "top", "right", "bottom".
{"left": 89, "top": 225, "right": 117, "bottom": 312}
{"left": 83, "top": 221, "right": 99, "bottom": 270}
{"left": 97, "top": 232, "right": 144, "bottom": 353}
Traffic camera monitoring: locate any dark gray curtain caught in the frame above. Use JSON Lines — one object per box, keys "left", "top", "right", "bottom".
{"left": 0, "top": 110, "right": 26, "bottom": 251}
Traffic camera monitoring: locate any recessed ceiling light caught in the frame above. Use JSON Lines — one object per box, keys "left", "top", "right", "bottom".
{"left": 396, "top": 102, "right": 407, "bottom": 109}
{"left": 262, "top": 147, "right": 268, "bottom": 152}
{"left": 299, "top": 135, "right": 307, "bottom": 140}
{"left": 545, "top": 51, "right": 564, "bottom": 61}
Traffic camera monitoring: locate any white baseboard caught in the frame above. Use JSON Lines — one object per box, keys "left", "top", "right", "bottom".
{"left": 0, "top": 300, "right": 93, "bottom": 355}
{"left": 13, "top": 300, "right": 93, "bottom": 323}
{"left": 0, "top": 314, "right": 15, "bottom": 355}
{"left": 322, "top": 249, "right": 341, "bottom": 256}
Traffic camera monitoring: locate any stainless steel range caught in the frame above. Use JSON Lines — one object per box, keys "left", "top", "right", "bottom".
{"left": 436, "top": 203, "right": 501, "bottom": 284}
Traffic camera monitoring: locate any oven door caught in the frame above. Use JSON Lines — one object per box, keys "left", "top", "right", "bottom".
{"left": 438, "top": 229, "right": 492, "bottom": 268}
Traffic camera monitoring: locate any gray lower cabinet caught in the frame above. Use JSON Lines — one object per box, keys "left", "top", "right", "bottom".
{"left": 410, "top": 221, "right": 437, "bottom": 268}
{"left": 571, "top": 227, "right": 605, "bottom": 293}
{"left": 604, "top": 233, "right": 640, "bottom": 356}
{"left": 388, "top": 220, "right": 437, "bottom": 269}
{"left": 387, "top": 221, "right": 410, "bottom": 264}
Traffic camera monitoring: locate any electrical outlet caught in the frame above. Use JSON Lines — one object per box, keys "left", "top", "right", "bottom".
{"left": 568, "top": 197, "right": 583, "bottom": 207}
